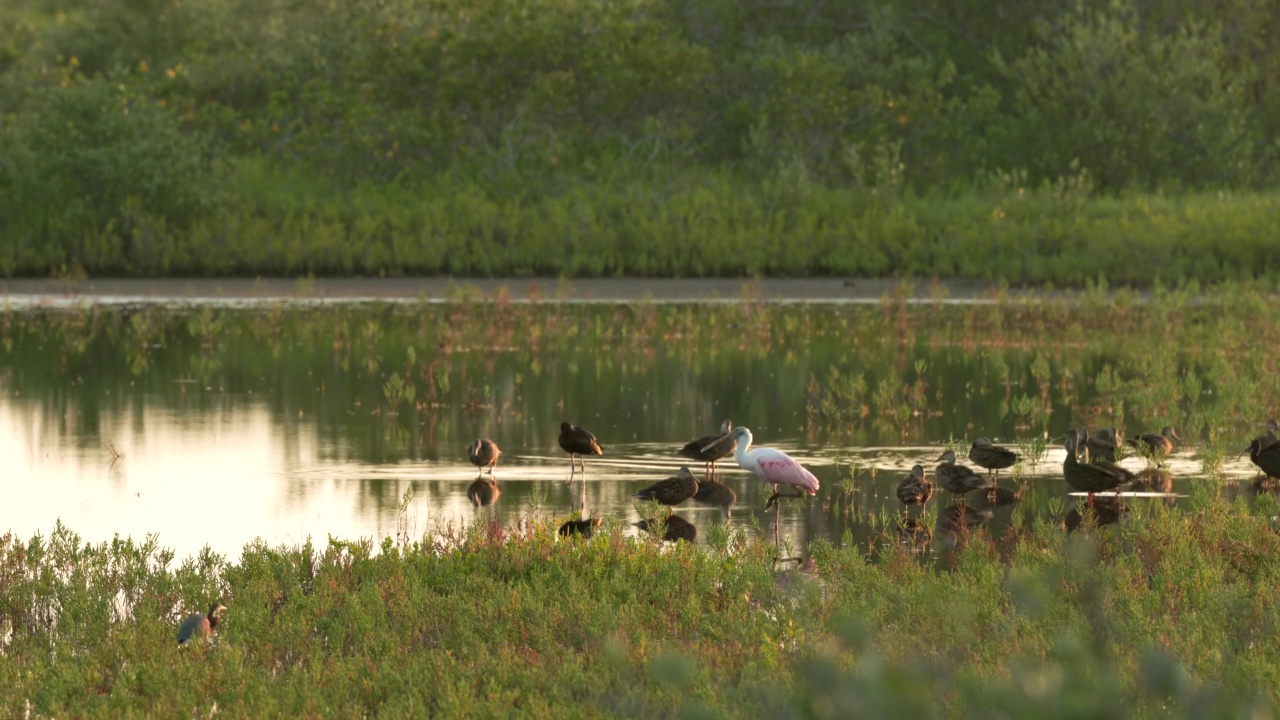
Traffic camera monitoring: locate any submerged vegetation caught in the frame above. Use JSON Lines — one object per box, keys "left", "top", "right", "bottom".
{"left": 1, "top": 0, "right": 1279, "bottom": 281}
{"left": 2, "top": 493, "right": 1279, "bottom": 716}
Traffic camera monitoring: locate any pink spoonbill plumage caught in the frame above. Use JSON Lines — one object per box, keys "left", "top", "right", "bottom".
{"left": 704, "top": 425, "right": 818, "bottom": 560}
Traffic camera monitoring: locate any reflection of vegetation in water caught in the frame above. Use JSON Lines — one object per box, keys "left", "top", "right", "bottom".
{"left": 3, "top": 287, "right": 1280, "bottom": 473}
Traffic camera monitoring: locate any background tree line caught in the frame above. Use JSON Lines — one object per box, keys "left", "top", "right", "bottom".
{"left": 0, "top": 0, "right": 1276, "bottom": 280}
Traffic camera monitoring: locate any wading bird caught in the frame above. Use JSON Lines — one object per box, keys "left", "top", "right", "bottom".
{"left": 1242, "top": 436, "right": 1280, "bottom": 485}
{"left": 467, "top": 476, "right": 500, "bottom": 507}
{"left": 704, "top": 426, "right": 818, "bottom": 560}
{"left": 706, "top": 426, "right": 819, "bottom": 509}
{"left": 678, "top": 419, "right": 737, "bottom": 479}
{"left": 968, "top": 437, "right": 1018, "bottom": 479}
{"left": 559, "top": 422, "right": 603, "bottom": 484}
{"left": 934, "top": 449, "right": 994, "bottom": 505}
{"left": 467, "top": 438, "right": 501, "bottom": 477}
{"left": 634, "top": 514, "right": 697, "bottom": 543}
{"left": 177, "top": 602, "right": 226, "bottom": 645}
{"left": 896, "top": 464, "right": 933, "bottom": 510}
{"left": 1127, "top": 426, "right": 1180, "bottom": 464}
{"left": 632, "top": 467, "right": 698, "bottom": 513}
{"left": 1063, "top": 429, "right": 1134, "bottom": 506}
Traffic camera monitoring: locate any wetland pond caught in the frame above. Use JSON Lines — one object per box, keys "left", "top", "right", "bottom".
{"left": 3, "top": 282, "right": 1276, "bottom": 560}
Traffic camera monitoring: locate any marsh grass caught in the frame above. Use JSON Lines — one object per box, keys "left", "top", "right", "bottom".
{"left": 3, "top": 493, "right": 1279, "bottom": 717}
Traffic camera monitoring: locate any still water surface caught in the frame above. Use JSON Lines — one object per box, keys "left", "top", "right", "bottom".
{"left": 0, "top": 296, "right": 1261, "bottom": 559}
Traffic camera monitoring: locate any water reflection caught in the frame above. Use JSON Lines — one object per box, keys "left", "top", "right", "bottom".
{"left": 1062, "top": 498, "right": 1131, "bottom": 532}
{"left": 0, "top": 303, "right": 1266, "bottom": 559}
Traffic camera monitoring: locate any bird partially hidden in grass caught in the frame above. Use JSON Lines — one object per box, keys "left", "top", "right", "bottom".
{"left": 967, "top": 437, "right": 1018, "bottom": 479}
{"left": 1126, "top": 425, "right": 1180, "bottom": 465}
{"left": 678, "top": 419, "right": 737, "bottom": 479}
{"left": 634, "top": 514, "right": 697, "bottom": 543}
{"left": 632, "top": 466, "right": 698, "bottom": 513}
{"left": 467, "top": 438, "right": 501, "bottom": 478}
{"left": 559, "top": 422, "right": 603, "bottom": 485}
{"left": 177, "top": 602, "right": 226, "bottom": 645}
{"left": 934, "top": 449, "right": 994, "bottom": 505}
{"left": 895, "top": 464, "right": 933, "bottom": 510}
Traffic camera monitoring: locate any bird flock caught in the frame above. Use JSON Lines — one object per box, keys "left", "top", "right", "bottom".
{"left": 176, "top": 420, "right": 1280, "bottom": 644}
{"left": 463, "top": 420, "right": 820, "bottom": 546}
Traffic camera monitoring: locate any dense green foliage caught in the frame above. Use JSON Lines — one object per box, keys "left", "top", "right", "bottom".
{"left": 3, "top": 495, "right": 1279, "bottom": 716}
{"left": 1, "top": 0, "right": 1278, "bottom": 280}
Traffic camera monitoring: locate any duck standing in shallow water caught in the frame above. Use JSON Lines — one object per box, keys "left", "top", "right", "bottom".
{"left": 678, "top": 420, "right": 737, "bottom": 479}
{"left": 1063, "top": 429, "right": 1135, "bottom": 505}
{"left": 968, "top": 438, "right": 1018, "bottom": 480}
{"left": 935, "top": 449, "right": 993, "bottom": 505}
{"left": 896, "top": 464, "right": 933, "bottom": 510}
{"left": 1127, "top": 426, "right": 1180, "bottom": 465}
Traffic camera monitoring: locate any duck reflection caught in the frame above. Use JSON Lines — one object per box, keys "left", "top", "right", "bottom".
{"left": 558, "top": 517, "right": 603, "bottom": 539}
{"left": 1061, "top": 497, "right": 1130, "bottom": 532}
{"left": 897, "top": 517, "right": 932, "bottom": 554}
{"left": 466, "top": 476, "right": 500, "bottom": 507}
{"left": 634, "top": 514, "right": 697, "bottom": 543}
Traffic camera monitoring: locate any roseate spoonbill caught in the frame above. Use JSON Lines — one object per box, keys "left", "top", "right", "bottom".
{"left": 704, "top": 426, "right": 818, "bottom": 560}
{"left": 467, "top": 477, "right": 500, "bottom": 507}
{"left": 1126, "top": 426, "right": 1180, "bottom": 464}
{"left": 632, "top": 467, "right": 698, "bottom": 512}
{"left": 934, "top": 449, "right": 993, "bottom": 504}
{"left": 968, "top": 438, "right": 1018, "bottom": 478}
{"left": 559, "top": 422, "right": 603, "bottom": 484}
{"left": 467, "top": 438, "right": 501, "bottom": 477}
{"left": 558, "top": 517, "right": 603, "bottom": 539}
{"left": 704, "top": 426, "right": 819, "bottom": 508}
{"left": 634, "top": 514, "right": 697, "bottom": 542}
{"left": 678, "top": 420, "right": 737, "bottom": 478}
{"left": 692, "top": 479, "right": 737, "bottom": 517}
{"left": 1063, "top": 429, "right": 1134, "bottom": 505}
{"left": 177, "top": 602, "right": 226, "bottom": 645}
{"left": 895, "top": 464, "right": 933, "bottom": 509}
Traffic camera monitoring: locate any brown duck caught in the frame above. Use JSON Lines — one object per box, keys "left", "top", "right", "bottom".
{"left": 1064, "top": 430, "right": 1135, "bottom": 505}
{"left": 968, "top": 438, "right": 1018, "bottom": 478}
{"left": 935, "top": 449, "right": 994, "bottom": 504}
{"left": 633, "top": 467, "right": 699, "bottom": 512}
{"left": 678, "top": 419, "right": 737, "bottom": 478}
{"left": 1126, "top": 426, "right": 1180, "bottom": 464}
{"left": 895, "top": 464, "right": 933, "bottom": 508}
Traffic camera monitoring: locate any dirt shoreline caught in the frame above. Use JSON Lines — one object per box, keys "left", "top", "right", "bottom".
{"left": 0, "top": 276, "right": 1041, "bottom": 304}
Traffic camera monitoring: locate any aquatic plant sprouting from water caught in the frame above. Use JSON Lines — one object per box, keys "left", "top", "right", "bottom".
{"left": 382, "top": 372, "right": 415, "bottom": 415}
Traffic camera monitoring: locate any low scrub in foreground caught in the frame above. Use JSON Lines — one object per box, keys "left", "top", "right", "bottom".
{"left": 2, "top": 493, "right": 1278, "bottom": 717}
